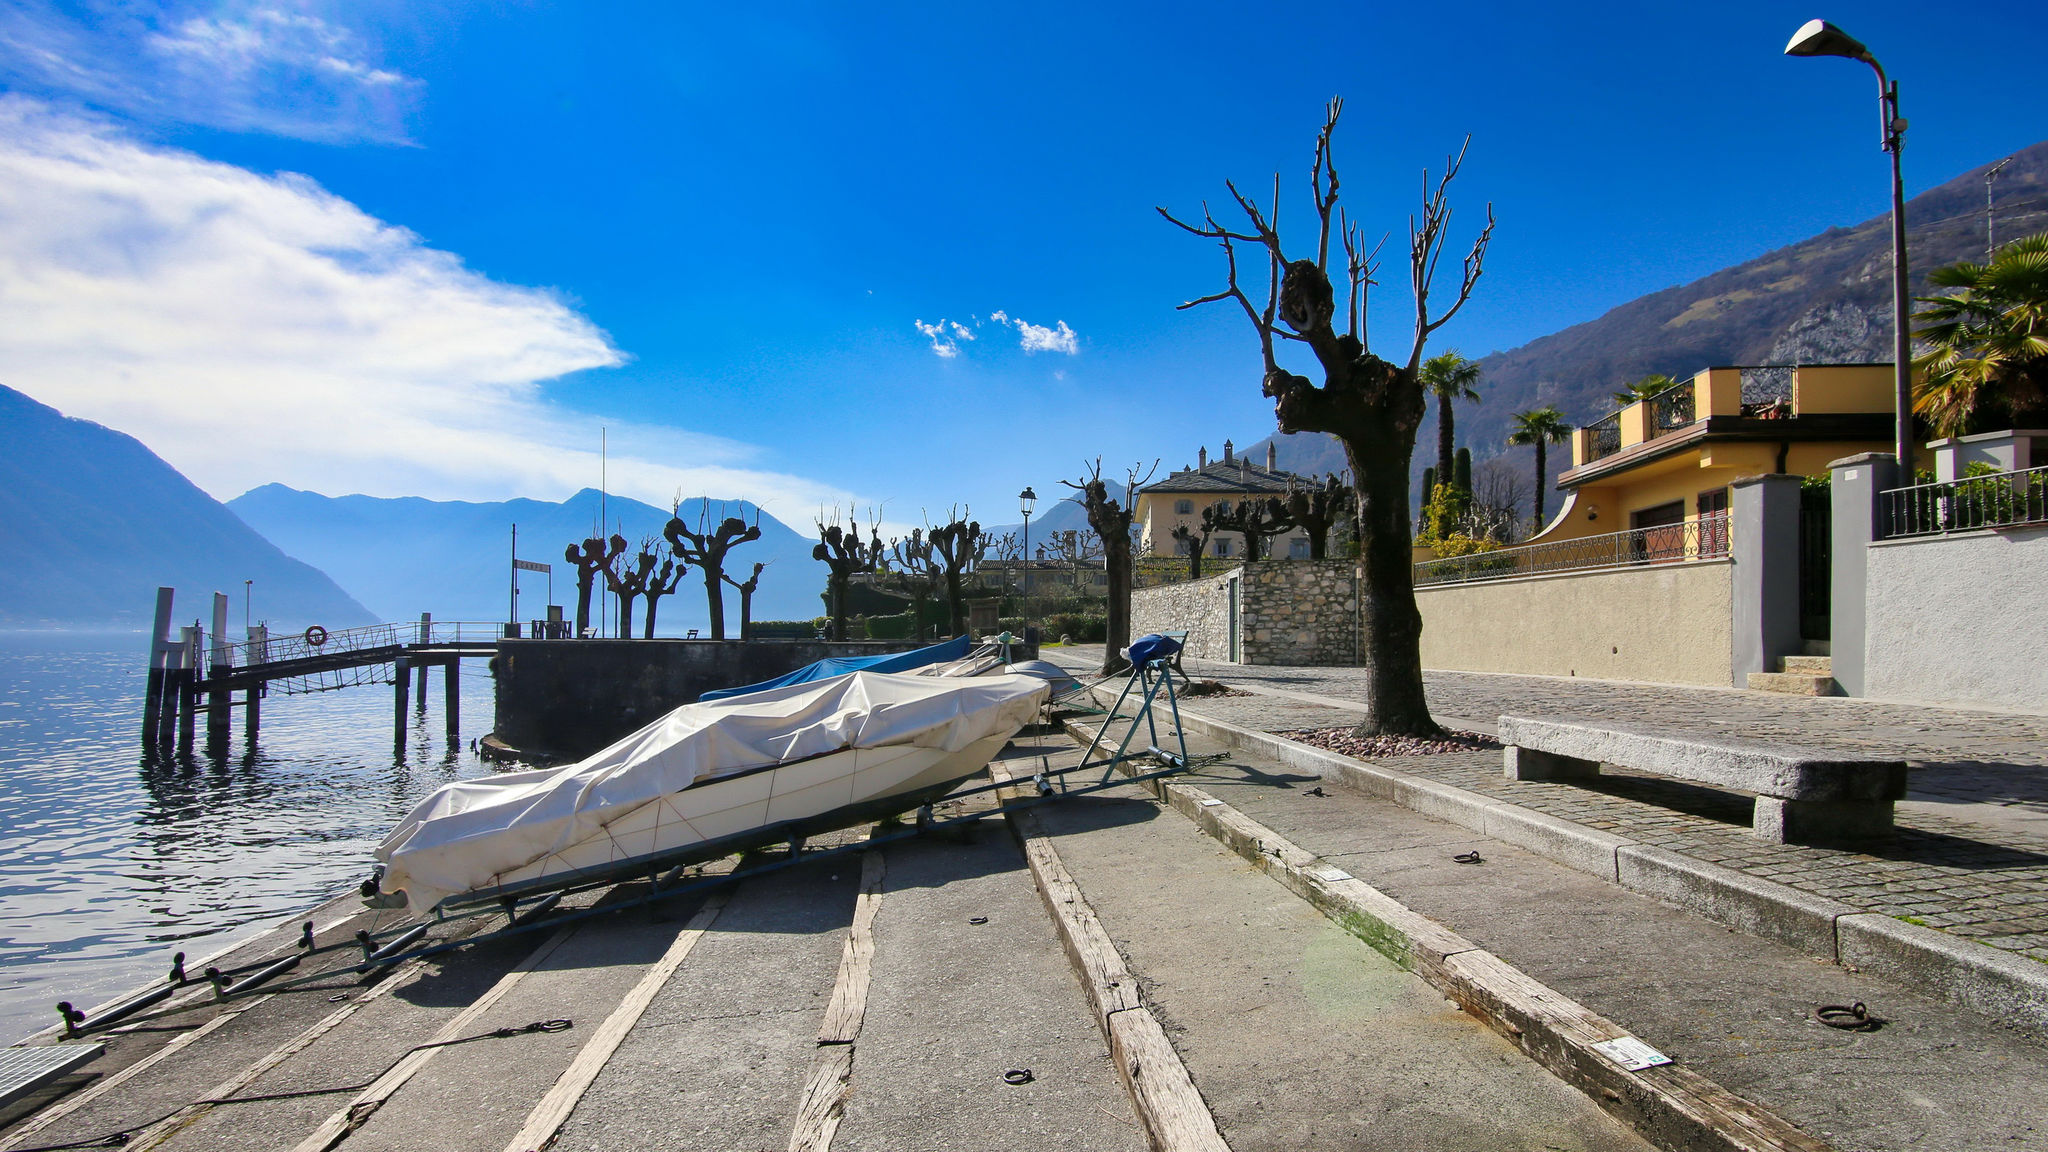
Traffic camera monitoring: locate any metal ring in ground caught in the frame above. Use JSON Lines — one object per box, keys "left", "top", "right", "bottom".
{"left": 1813, "top": 1002, "right": 1882, "bottom": 1031}
{"left": 1003, "top": 1068, "right": 1035, "bottom": 1084}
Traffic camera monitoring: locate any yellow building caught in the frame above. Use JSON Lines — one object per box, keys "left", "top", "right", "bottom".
{"left": 1133, "top": 440, "right": 1314, "bottom": 560}
{"left": 1531, "top": 364, "right": 1921, "bottom": 545}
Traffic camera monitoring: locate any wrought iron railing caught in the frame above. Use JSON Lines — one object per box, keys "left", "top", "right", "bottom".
{"left": 1414, "top": 511, "right": 1731, "bottom": 587}
{"left": 1585, "top": 412, "right": 1621, "bottom": 462}
{"left": 1879, "top": 466, "right": 2048, "bottom": 538}
{"left": 212, "top": 620, "right": 511, "bottom": 670}
{"left": 1646, "top": 378, "right": 1695, "bottom": 438}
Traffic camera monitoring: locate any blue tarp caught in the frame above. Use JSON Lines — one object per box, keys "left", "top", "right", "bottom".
{"left": 698, "top": 634, "right": 974, "bottom": 702}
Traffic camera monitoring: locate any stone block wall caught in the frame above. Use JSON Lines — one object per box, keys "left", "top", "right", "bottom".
{"left": 1239, "top": 559, "right": 1358, "bottom": 665}
{"left": 1129, "top": 567, "right": 1238, "bottom": 661}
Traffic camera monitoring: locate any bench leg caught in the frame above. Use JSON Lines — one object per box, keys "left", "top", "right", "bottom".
{"left": 1504, "top": 746, "right": 1601, "bottom": 781}
{"left": 1752, "top": 797, "right": 1895, "bottom": 843}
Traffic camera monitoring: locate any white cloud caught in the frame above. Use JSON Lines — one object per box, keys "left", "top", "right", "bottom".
{"left": 913, "top": 317, "right": 972, "bottom": 358}
{"left": 0, "top": 3, "right": 418, "bottom": 144}
{"left": 0, "top": 98, "right": 868, "bottom": 520}
{"left": 916, "top": 310, "right": 1079, "bottom": 359}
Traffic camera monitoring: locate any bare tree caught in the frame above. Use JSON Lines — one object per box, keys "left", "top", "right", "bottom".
{"left": 640, "top": 550, "right": 688, "bottom": 638}
{"left": 720, "top": 561, "right": 769, "bottom": 641}
{"left": 1465, "top": 457, "right": 1527, "bottom": 543}
{"left": 602, "top": 535, "right": 654, "bottom": 638}
{"left": 927, "top": 513, "right": 985, "bottom": 637}
{"left": 1161, "top": 97, "right": 1493, "bottom": 735}
{"left": 664, "top": 502, "right": 762, "bottom": 641}
{"left": 564, "top": 535, "right": 625, "bottom": 637}
{"left": 1285, "top": 474, "right": 1358, "bottom": 558}
{"left": 883, "top": 529, "right": 944, "bottom": 642}
{"left": 1063, "top": 459, "right": 1157, "bottom": 675}
{"left": 1200, "top": 498, "right": 1295, "bottom": 561}
{"left": 1170, "top": 521, "right": 1211, "bottom": 579}
{"left": 814, "top": 512, "right": 884, "bottom": 641}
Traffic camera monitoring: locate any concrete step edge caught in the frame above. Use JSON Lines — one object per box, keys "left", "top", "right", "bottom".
{"left": 1056, "top": 713, "right": 1838, "bottom": 1152}
{"left": 1076, "top": 683, "right": 2048, "bottom": 1042}
{"left": 1744, "top": 672, "right": 1838, "bottom": 696}
{"left": 1780, "top": 656, "right": 1833, "bottom": 675}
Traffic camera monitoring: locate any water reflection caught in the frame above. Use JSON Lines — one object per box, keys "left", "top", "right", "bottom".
{"left": 0, "top": 633, "right": 498, "bottom": 1043}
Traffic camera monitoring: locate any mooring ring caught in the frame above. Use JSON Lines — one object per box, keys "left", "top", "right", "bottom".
{"left": 1003, "top": 1068, "right": 1035, "bottom": 1085}
{"left": 304, "top": 625, "right": 329, "bottom": 647}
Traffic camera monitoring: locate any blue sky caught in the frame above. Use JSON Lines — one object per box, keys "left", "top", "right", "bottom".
{"left": 1, "top": 0, "right": 2043, "bottom": 534}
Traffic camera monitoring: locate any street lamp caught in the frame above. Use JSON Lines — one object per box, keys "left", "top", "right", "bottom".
{"left": 1785, "top": 18, "right": 1913, "bottom": 468}
{"left": 1018, "top": 486, "right": 1037, "bottom": 614}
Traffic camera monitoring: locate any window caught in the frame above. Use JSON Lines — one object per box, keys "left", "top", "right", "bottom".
{"left": 1214, "top": 538, "right": 1232, "bottom": 557}
{"left": 1697, "top": 488, "right": 1730, "bottom": 556}
{"left": 1630, "top": 501, "right": 1686, "bottom": 562}
{"left": 1288, "top": 536, "right": 1310, "bottom": 559}
{"left": 1175, "top": 537, "right": 1193, "bottom": 556}
{"left": 1174, "top": 499, "right": 1194, "bottom": 515}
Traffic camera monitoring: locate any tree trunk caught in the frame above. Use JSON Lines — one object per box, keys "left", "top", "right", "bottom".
{"left": 944, "top": 572, "right": 965, "bottom": 637}
{"left": 703, "top": 571, "right": 726, "bottom": 640}
{"left": 1532, "top": 440, "right": 1547, "bottom": 526}
{"left": 574, "top": 575, "right": 594, "bottom": 637}
{"left": 829, "top": 577, "right": 848, "bottom": 641}
{"left": 1102, "top": 534, "right": 1132, "bottom": 676}
{"left": 642, "top": 594, "right": 661, "bottom": 639}
{"left": 617, "top": 593, "right": 638, "bottom": 639}
{"left": 739, "top": 589, "right": 753, "bottom": 641}
{"left": 1436, "top": 393, "right": 1455, "bottom": 491}
{"left": 1350, "top": 436, "right": 1437, "bottom": 734}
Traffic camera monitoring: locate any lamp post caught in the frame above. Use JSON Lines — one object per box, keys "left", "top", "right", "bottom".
{"left": 1018, "top": 486, "right": 1037, "bottom": 619}
{"left": 1786, "top": 18, "right": 1913, "bottom": 469}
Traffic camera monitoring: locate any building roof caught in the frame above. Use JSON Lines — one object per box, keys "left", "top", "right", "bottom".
{"left": 1138, "top": 458, "right": 1309, "bottom": 498}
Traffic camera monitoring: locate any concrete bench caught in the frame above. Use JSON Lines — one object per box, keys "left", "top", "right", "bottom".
{"left": 1498, "top": 715, "right": 1908, "bottom": 844}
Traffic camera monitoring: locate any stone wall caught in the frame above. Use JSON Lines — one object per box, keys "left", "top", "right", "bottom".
{"left": 1416, "top": 560, "right": 1736, "bottom": 685}
{"left": 1864, "top": 525, "right": 2048, "bottom": 712}
{"left": 1130, "top": 567, "right": 1238, "bottom": 661}
{"left": 1239, "top": 559, "right": 1357, "bottom": 665}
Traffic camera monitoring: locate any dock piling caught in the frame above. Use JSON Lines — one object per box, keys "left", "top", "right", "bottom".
{"left": 444, "top": 658, "right": 460, "bottom": 739}
{"left": 206, "top": 593, "right": 230, "bottom": 749}
{"left": 141, "top": 588, "right": 174, "bottom": 747}
{"left": 176, "top": 625, "right": 199, "bottom": 755}
{"left": 393, "top": 657, "right": 411, "bottom": 751}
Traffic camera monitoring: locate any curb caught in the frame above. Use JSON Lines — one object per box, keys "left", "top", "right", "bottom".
{"left": 1060, "top": 715, "right": 1836, "bottom": 1152}
{"left": 1085, "top": 683, "right": 2048, "bottom": 1041}
{"left": 988, "top": 758, "right": 1230, "bottom": 1152}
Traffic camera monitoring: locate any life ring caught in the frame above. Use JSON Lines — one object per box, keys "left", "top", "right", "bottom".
{"left": 304, "top": 625, "right": 329, "bottom": 647}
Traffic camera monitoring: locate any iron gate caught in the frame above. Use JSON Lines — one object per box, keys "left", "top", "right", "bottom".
{"left": 1798, "top": 485, "right": 1832, "bottom": 641}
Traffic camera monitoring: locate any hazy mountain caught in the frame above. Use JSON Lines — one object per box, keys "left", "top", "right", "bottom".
{"left": 227, "top": 486, "right": 830, "bottom": 631}
{"left": 983, "top": 480, "right": 1126, "bottom": 553}
{"left": 1240, "top": 140, "right": 2048, "bottom": 509}
{"left": 0, "top": 384, "right": 374, "bottom": 630}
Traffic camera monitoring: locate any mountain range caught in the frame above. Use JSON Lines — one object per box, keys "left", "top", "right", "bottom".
{"left": 1244, "top": 139, "right": 2048, "bottom": 503}
{"left": 0, "top": 384, "right": 374, "bottom": 630}
{"left": 227, "top": 486, "right": 831, "bottom": 632}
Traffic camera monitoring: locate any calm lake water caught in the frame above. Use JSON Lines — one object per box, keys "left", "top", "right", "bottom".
{"left": 0, "top": 632, "right": 499, "bottom": 1044}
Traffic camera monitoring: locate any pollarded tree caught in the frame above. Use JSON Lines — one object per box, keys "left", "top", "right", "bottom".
{"left": 1284, "top": 474, "right": 1356, "bottom": 559}
{"left": 602, "top": 535, "right": 654, "bottom": 638}
{"left": 1064, "top": 460, "right": 1157, "bottom": 676}
{"left": 1170, "top": 522, "right": 1211, "bottom": 579}
{"left": 564, "top": 535, "right": 625, "bottom": 637}
{"left": 720, "top": 561, "right": 768, "bottom": 641}
{"left": 927, "top": 514, "right": 985, "bottom": 637}
{"left": 664, "top": 504, "right": 762, "bottom": 641}
{"left": 1160, "top": 97, "right": 1493, "bottom": 735}
{"left": 1200, "top": 497, "right": 1295, "bottom": 562}
{"left": 814, "top": 513, "right": 884, "bottom": 641}
{"left": 1420, "top": 350, "right": 1481, "bottom": 488}
{"left": 1506, "top": 406, "right": 1571, "bottom": 527}
{"left": 884, "top": 529, "right": 945, "bottom": 642}
{"left": 640, "top": 552, "right": 688, "bottom": 639}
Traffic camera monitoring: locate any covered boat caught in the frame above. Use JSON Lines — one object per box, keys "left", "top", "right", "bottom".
{"left": 699, "top": 634, "right": 971, "bottom": 701}
{"left": 371, "top": 670, "right": 1048, "bottom": 912}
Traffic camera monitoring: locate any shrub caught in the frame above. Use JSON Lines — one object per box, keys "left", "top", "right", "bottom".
{"left": 1040, "top": 612, "right": 1106, "bottom": 643}
{"left": 863, "top": 612, "right": 915, "bottom": 640}
{"left": 750, "top": 619, "right": 821, "bottom": 639}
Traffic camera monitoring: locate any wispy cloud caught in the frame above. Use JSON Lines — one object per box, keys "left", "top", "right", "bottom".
{"left": 914, "top": 310, "right": 1079, "bottom": 359}
{"left": 0, "top": 3, "right": 419, "bottom": 144}
{"left": 0, "top": 98, "right": 867, "bottom": 519}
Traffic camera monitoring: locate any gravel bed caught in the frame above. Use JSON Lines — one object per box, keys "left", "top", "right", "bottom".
{"left": 1281, "top": 725, "right": 1501, "bottom": 758}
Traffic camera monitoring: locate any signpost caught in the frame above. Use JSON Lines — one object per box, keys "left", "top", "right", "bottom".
{"left": 510, "top": 523, "right": 553, "bottom": 637}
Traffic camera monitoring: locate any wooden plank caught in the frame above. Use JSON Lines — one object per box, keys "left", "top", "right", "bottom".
{"left": 816, "top": 849, "right": 886, "bottom": 1044}
{"left": 1105, "top": 1009, "right": 1231, "bottom": 1152}
{"left": 785, "top": 1043, "right": 855, "bottom": 1152}
{"left": 289, "top": 924, "right": 580, "bottom": 1152}
{"left": 501, "top": 890, "right": 732, "bottom": 1152}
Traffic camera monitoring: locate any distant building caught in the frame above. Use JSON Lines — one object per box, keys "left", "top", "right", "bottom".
{"left": 1134, "top": 440, "right": 1315, "bottom": 560}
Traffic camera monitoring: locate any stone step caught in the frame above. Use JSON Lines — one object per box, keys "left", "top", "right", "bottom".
{"left": 1746, "top": 671, "right": 1837, "bottom": 696}
{"left": 1800, "top": 639, "right": 1832, "bottom": 657}
{"left": 1780, "top": 654, "right": 1833, "bottom": 675}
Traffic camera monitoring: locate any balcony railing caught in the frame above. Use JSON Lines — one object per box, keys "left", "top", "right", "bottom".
{"left": 1879, "top": 466, "right": 2048, "bottom": 538}
{"left": 1413, "top": 511, "right": 1731, "bottom": 588}
{"left": 1645, "top": 378, "right": 1694, "bottom": 439}
{"left": 1585, "top": 412, "right": 1621, "bottom": 462}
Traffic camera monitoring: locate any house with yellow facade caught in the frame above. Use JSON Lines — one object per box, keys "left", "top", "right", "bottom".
{"left": 1133, "top": 440, "right": 1315, "bottom": 561}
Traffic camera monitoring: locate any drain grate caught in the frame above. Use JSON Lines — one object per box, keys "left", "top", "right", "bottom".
{"left": 0, "top": 1043, "right": 103, "bottom": 1109}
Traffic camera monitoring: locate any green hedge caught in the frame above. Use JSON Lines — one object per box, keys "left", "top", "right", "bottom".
{"left": 750, "top": 619, "right": 823, "bottom": 639}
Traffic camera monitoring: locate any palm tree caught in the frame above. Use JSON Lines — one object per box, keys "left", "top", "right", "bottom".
{"left": 1913, "top": 232, "right": 2048, "bottom": 439}
{"left": 1421, "top": 350, "right": 1482, "bottom": 486}
{"left": 1611, "top": 373, "right": 1678, "bottom": 406}
{"left": 1507, "top": 406, "right": 1572, "bottom": 528}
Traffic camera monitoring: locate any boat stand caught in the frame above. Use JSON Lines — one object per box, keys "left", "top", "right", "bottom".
{"left": 52, "top": 657, "right": 1198, "bottom": 1036}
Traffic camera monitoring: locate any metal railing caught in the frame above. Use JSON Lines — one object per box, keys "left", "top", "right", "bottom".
{"left": 1414, "top": 511, "right": 1731, "bottom": 587}
{"left": 1646, "top": 378, "right": 1695, "bottom": 438}
{"left": 1585, "top": 412, "right": 1621, "bottom": 462}
{"left": 213, "top": 620, "right": 510, "bottom": 670}
{"left": 1880, "top": 466, "right": 2048, "bottom": 538}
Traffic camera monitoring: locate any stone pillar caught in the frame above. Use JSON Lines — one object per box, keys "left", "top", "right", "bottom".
{"left": 1827, "top": 453, "right": 1897, "bottom": 697}
{"left": 1730, "top": 473, "right": 1802, "bottom": 685}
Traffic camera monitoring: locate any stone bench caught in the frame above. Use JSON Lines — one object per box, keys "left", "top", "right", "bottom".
{"left": 1497, "top": 715, "right": 1909, "bottom": 844}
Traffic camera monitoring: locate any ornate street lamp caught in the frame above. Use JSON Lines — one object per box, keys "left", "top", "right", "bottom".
{"left": 1785, "top": 18, "right": 1912, "bottom": 468}
{"left": 1018, "top": 486, "right": 1037, "bottom": 608}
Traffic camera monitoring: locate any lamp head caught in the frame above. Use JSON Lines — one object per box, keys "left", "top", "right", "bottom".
{"left": 1784, "top": 18, "right": 1872, "bottom": 63}
{"left": 1019, "top": 486, "right": 1037, "bottom": 517}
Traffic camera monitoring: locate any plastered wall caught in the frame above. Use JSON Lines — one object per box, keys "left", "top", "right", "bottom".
{"left": 1864, "top": 526, "right": 2048, "bottom": 712}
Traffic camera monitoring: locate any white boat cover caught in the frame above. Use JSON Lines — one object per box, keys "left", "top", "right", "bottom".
{"left": 376, "top": 671, "right": 1048, "bottom": 911}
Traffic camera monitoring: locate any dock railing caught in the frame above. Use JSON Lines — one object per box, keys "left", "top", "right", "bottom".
{"left": 1414, "top": 511, "right": 1731, "bottom": 588}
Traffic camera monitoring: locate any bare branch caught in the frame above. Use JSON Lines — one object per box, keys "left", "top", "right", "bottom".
{"left": 1312, "top": 96, "right": 1343, "bottom": 272}
{"left": 1406, "top": 135, "right": 1494, "bottom": 374}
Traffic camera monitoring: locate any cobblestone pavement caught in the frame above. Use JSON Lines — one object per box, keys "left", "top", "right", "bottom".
{"left": 1046, "top": 646, "right": 2048, "bottom": 964}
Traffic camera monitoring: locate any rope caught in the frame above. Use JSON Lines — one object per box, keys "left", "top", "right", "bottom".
{"left": 7, "top": 1020, "right": 573, "bottom": 1151}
